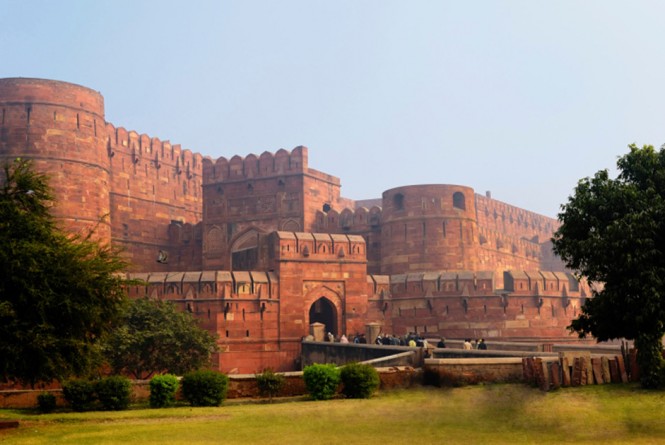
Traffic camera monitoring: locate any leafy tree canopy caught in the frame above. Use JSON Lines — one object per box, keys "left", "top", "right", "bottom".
{"left": 0, "top": 159, "right": 129, "bottom": 386}
{"left": 103, "top": 297, "right": 219, "bottom": 379}
{"left": 553, "top": 144, "right": 665, "bottom": 387}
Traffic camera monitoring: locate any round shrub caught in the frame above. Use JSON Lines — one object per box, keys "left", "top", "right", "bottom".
{"left": 340, "top": 362, "right": 380, "bottom": 399}
{"left": 303, "top": 363, "right": 340, "bottom": 400}
{"left": 95, "top": 375, "right": 132, "bottom": 410}
{"left": 36, "top": 392, "right": 57, "bottom": 413}
{"left": 62, "top": 379, "right": 96, "bottom": 412}
{"left": 181, "top": 370, "right": 229, "bottom": 407}
{"left": 149, "top": 374, "right": 180, "bottom": 408}
{"left": 255, "top": 368, "right": 285, "bottom": 402}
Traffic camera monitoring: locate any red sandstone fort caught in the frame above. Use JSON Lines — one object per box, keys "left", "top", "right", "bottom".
{"left": 0, "top": 78, "right": 590, "bottom": 373}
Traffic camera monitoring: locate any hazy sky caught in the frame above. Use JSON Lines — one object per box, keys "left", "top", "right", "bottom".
{"left": 3, "top": 0, "right": 665, "bottom": 217}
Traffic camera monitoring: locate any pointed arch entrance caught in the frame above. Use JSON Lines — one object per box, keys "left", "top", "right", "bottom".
{"left": 230, "top": 228, "right": 262, "bottom": 271}
{"left": 309, "top": 297, "right": 338, "bottom": 337}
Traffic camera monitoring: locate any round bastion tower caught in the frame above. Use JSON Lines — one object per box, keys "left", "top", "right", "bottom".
{"left": 0, "top": 78, "right": 111, "bottom": 243}
{"left": 380, "top": 184, "right": 480, "bottom": 275}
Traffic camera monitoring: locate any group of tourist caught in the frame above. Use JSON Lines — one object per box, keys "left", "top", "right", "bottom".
{"left": 306, "top": 332, "right": 487, "bottom": 351}
{"left": 463, "top": 338, "right": 487, "bottom": 350}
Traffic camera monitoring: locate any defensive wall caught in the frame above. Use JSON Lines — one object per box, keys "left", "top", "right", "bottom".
{"left": 0, "top": 78, "right": 111, "bottom": 242}
{"left": 201, "top": 147, "right": 354, "bottom": 270}
{"left": 126, "top": 252, "right": 587, "bottom": 374}
{"left": 0, "top": 77, "right": 583, "bottom": 374}
{"left": 0, "top": 78, "right": 203, "bottom": 271}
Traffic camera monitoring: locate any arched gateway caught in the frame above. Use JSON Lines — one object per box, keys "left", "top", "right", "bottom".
{"left": 309, "top": 297, "right": 337, "bottom": 337}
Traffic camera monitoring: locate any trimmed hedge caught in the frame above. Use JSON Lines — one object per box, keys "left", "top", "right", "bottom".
{"left": 181, "top": 370, "right": 229, "bottom": 407}
{"left": 255, "top": 368, "right": 285, "bottom": 402}
{"left": 95, "top": 375, "right": 132, "bottom": 410}
{"left": 303, "top": 364, "right": 340, "bottom": 400}
{"left": 340, "top": 362, "right": 380, "bottom": 399}
{"left": 150, "top": 374, "right": 180, "bottom": 408}
{"left": 62, "top": 379, "right": 96, "bottom": 412}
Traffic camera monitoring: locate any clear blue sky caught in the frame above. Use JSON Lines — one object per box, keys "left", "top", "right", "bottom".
{"left": 3, "top": 0, "right": 665, "bottom": 217}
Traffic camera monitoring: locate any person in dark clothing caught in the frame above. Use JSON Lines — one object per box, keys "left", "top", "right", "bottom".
{"left": 478, "top": 338, "right": 487, "bottom": 350}
{"left": 437, "top": 337, "right": 446, "bottom": 348}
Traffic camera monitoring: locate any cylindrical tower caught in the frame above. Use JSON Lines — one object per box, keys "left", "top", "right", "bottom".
{"left": 0, "top": 78, "right": 111, "bottom": 243}
{"left": 380, "top": 184, "right": 479, "bottom": 274}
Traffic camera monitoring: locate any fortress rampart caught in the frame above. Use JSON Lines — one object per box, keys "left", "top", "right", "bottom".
{"left": 0, "top": 78, "right": 111, "bottom": 241}
{"left": 104, "top": 122, "right": 203, "bottom": 269}
{"left": 0, "top": 78, "right": 204, "bottom": 270}
{"left": 0, "top": 77, "right": 580, "bottom": 374}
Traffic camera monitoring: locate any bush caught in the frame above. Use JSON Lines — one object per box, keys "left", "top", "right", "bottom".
{"left": 303, "top": 364, "right": 340, "bottom": 400}
{"left": 181, "top": 370, "right": 229, "bottom": 407}
{"left": 95, "top": 375, "right": 132, "bottom": 410}
{"left": 36, "top": 392, "right": 57, "bottom": 413}
{"left": 255, "top": 368, "right": 285, "bottom": 402}
{"left": 340, "top": 363, "right": 380, "bottom": 399}
{"left": 150, "top": 374, "right": 180, "bottom": 408}
{"left": 62, "top": 379, "right": 96, "bottom": 412}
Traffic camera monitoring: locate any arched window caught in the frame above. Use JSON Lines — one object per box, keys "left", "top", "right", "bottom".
{"left": 453, "top": 192, "right": 465, "bottom": 210}
{"left": 393, "top": 193, "right": 404, "bottom": 211}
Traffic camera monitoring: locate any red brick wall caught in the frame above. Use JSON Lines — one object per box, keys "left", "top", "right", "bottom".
{"left": 0, "top": 78, "right": 204, "bottom": 272}
{"left": 0, "top": 78, "right": 111, "bottom": 242}
{"left": 380, "top": 185, "right": 480, "bottom": 274}
{"left": 105, "top": 124, "right": 203, "bottom": 271}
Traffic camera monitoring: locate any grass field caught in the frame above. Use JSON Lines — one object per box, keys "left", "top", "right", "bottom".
{"left": 1, "top": 384, "right": 665, "bottom": 444}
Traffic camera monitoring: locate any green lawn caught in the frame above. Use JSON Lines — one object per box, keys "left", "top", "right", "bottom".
{"left": 1, "top": 384, "right": 665, "bottom": 444}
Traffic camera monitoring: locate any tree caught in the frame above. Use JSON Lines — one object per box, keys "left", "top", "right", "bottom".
{"left": 103, "top": 297, "right": 219, "bottom": 379}
{"left": 0, "top": 159, "right": 129, "bottom": 386}
{"left": 552, "top": 144, "right": 665, "bottom": 388}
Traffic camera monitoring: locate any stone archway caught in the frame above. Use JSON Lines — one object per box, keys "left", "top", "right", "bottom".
{"left": 230, "top": 228, "right": 262, "bottom": 271}
{"left": 309, "top": 297, "right": 338, "bottom": 337}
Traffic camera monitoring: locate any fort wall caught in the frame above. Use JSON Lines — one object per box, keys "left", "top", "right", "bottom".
{"left": 0, "top": 78, "right": 204, "bottom": 271}
{"left": 201, "top": 147, "right": 351, "bottom": 270}
{"left": 105, "top": 123, "right": 203, "bottom": 270}
{"left": 380, "top": 185, "right": 480, "bottom": 274}
{"left": 0, "top": 77, "right": 582, "bottom": 375}
{"left": 0, "top": 78, "right": 111, "bottom": 242}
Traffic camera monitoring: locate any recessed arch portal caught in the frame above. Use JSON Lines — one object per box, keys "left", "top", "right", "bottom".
{"left": 230, "top": 228, "right": 263, "bottom": 271}
{"left": 309, "top": 297, "right": 338, "bottom": 337}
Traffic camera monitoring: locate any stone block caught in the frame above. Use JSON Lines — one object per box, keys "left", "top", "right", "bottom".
{"left": 572, "top": 357, "right": 583, "bottom": 386}
{"left": 561, "top": 356, "right": 571, "bottom": 387}
{"left": 591, "top": 357, "right": 603, "bottom": 384}
{"left": 616, "top": 354, "right": 629, "bottom": 383}
{"left": 550, "top": 361, "right": 561, "bottom": 389}
{"left": 601, "top": 356, "right": 611, "bottom": 383}
{"left": 609, "top": 357, "right": 620, "bottom": 383}
{"left": 580, "top": 356, "right": 593, "bottom": 385}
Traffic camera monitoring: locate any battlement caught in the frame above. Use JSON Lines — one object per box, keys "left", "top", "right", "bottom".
{"left": 477, "top": 226, "right": 543, "bottom": 259}
{"left": 475, "top": 193, "right": 559, "bottom": 241}
{"left": 272, "top": 231, "right": 366, "bottom": 261}
{"left": 314, "top": 205, "right": 382, "bottom": 232}
{"left": 374, "top": 269, "right": 587, "bottom": 299}
{"left": 105, "top": 123, "right": 205, "bottom": 181}
{"left": 202, "top": 146, "right": 309, "bottom": 182}
{"left": 127, "top": 270, "right": 279, "bottom": 301}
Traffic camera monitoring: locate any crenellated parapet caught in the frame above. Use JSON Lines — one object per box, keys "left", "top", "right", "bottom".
{"left": 271, "top": 231, "right": 366, "bottom": 262}
{"left": 313, "top": 205, "right": 383, "bottom": 232}
{"left": 202, "top": 146, "right": 309, "bottom": 182}
{"left": 475, "top": 193, "right": 559, "bottom": 243}
{"left": 363, "top": 269, "right": 587, "bottom": 340}
{"left": 105, "top": 123, "right": 204, "bottom": 199}
{"left": 127, "top": 269, "right": 279, "bottom": 305}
